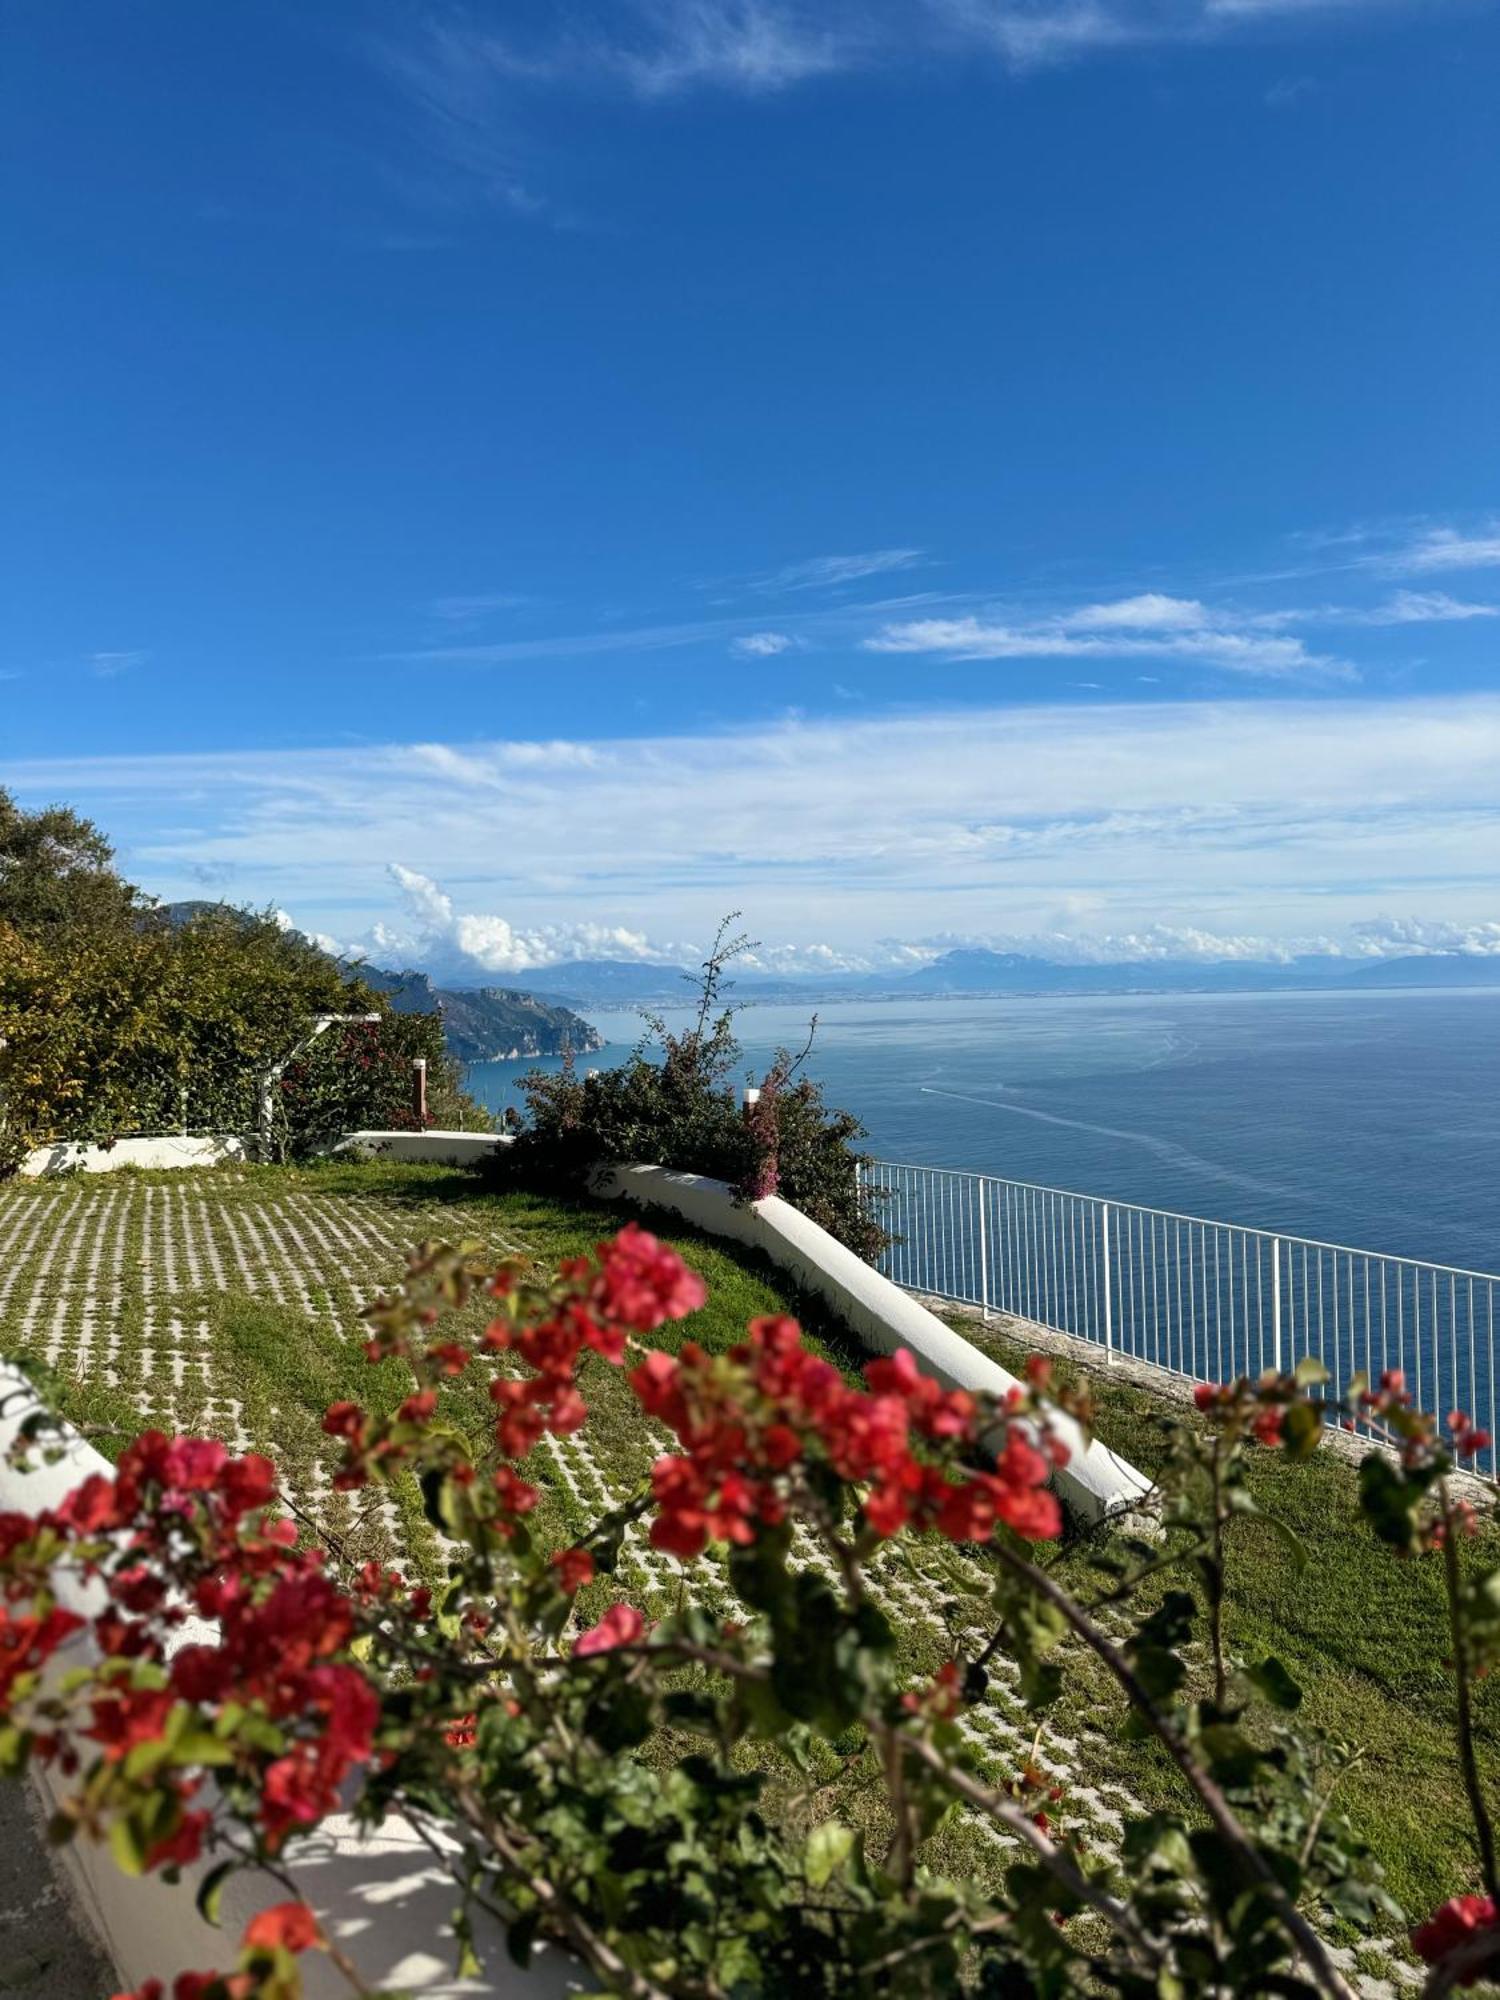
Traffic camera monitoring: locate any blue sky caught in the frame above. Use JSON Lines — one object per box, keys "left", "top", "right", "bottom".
{"left": 3, "top": 0, "right": 1499, "bottom": 975}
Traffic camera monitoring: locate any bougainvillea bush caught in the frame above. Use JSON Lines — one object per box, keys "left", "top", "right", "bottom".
{"left": 2, "top": 1225, "right": 1498, "bottom": 1999}
{"left": 493, "top": 917, "right": 885, "bottom": 1260}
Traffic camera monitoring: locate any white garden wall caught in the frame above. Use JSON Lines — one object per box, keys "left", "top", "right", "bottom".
{"left": 0, "top": 1362, "right": 582, "bottom": 1999}
{"left": 591, "top": 1164, "right": 1153, "bottom": 1527}
{"left": 20, "top": 1135, "right": 249, "bottom": 1177}
{"left": 335, "top": 1129, "right": 508, "bottom": 1168}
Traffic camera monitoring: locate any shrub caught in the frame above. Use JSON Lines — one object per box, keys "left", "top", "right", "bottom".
{"left": 494, "top": 916, "right": 886, "bottom": 1260}
{"left": 3, "top": 1229, "right": 1496, "bottom": 1998}
{"left": 0, "top": 906, "right": 487, "bottom": 1168}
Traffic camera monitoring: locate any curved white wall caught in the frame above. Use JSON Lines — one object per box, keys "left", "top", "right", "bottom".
{"left": 591, "top": 1165, "right": 1152, "bottom": 1527}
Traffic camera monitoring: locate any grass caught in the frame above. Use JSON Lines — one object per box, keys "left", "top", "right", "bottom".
{"left": 954, "top": 1309, "right": 1500, "bottom": 1934}
{"left": 2, "top": 1159, "right": 1487, "bottom": 1975}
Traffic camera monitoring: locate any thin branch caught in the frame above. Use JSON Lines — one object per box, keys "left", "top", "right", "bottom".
{"left": 451, "top": 1780, "right": 687, "bottom": 2000}
{"left": 903, "top": 1733, "right": 1162, "bottom": 1966}
{"left": 1440, "top": 1475, "right": 1499, "bottom": 1901}
{"left": 986, "top": 1539, "right": 1360, "bottom": 2000}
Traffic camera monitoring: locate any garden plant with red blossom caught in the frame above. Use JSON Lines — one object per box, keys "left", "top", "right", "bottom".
{"left": 3, "top": 1220, "right": 1498, "bottom": 1998}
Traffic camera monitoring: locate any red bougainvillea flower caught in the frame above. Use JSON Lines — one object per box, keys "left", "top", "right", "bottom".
{"left": 589, "top": 1223, "right": 707, "bottom": 1333}
{"left": 0, "top": 1604, "right": 85, "bottom": 1704}
{"left": 1412, "top": 1895, "right": 1500, "bottom": 1982}
{"left": 1450, "top": 1412, "right": 1493, "bottom": 1459}
{"left": 243, "top": 1902, "right": 323, "bottom": 1954}
{"left": 900, "top": 1660, "right": 963, "bottom": 1722}
{"left": 573, "top": 1603, "right": 646, "bottom": 1658}
{"left": 550, "top": 1546, "right": 595, "bottom": 1595}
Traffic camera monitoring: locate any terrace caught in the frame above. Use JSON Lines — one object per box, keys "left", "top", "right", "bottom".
{"left": 3, "top": 1157, "right": 1495, "bottom": 1998}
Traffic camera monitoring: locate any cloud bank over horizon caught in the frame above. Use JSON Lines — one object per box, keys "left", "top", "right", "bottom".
{"left": 7, "top": 689, "right": 1498, "bottom": 983}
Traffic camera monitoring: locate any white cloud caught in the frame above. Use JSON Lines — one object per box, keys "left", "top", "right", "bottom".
{"left": 1367, "top": 590, "right": 1499, "bottom": 624}
{"left": 382, "top": 0, "right": 1441, "bottom": 123}
{"left": 732, "top": 630, "right": 797, "bottom": 656}
{"left": 1065, "top": 593, "right": 1210, "bottom": 631}
{"left": 1390, "top": 524, "right": 1500, "bottom": 574}
{"left": 754, "top": 549, "right": 926, "bottom": 592}
{"left": 1348, "top": 915, "right": 1500, "bottom": 958}
{"left": 611, "top": 0, "right": 863, "bottom": 94}
{"left": 381, "top": 863, "right": 677, "bottom": 977}
{"left": 88, "top": 650, "right": 149, "bottom": 679}
{"left": 865, "top": 596, "right": 1346, "bottom": 677}
{"left": 8, "top": 694, "right": 1498, "bottom": 961}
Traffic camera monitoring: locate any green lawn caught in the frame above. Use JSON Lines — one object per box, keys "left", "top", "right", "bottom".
{"left": 2, "top": 1159, "right": 1485, "bottom": 1984}
{"left": 956, "top": 1310, "right": 1500, "bottom": 1951}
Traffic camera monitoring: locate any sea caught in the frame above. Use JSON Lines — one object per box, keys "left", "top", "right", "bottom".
{"left": 463, "top": 988, "right": 1500, "bottom": 1278}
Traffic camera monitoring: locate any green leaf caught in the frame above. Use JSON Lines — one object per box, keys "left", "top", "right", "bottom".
{"left": 805, "top": 1820, "right": 856, "bottom": 1889}
{"left": 1258, "top": 1514, "right": 1309, "bottom": 1572}
{"left": 505, "top": 1910, "right": 539, "bottom": 1969}
{"left": 1282, "top": 1403, "right": 1322, "bottom": 1461}
{"left": 108, "top": 1814, "right": 150, "bottom": 1878}
{"left": 1293, "top": 1356, "right": 1330, "bottom": 1387}
{"left": 195, "top": 1860, "right": 235, "bottom": 1928}
{"left": 1243, "top": 1656, "right": 1303, "bottom": 1711}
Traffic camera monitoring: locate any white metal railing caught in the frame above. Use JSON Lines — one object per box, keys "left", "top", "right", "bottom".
{"left": 862, "top": 1160, "right": 1500, "bottom": 1481}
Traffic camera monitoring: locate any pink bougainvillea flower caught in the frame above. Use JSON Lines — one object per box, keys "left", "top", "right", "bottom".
{"left": 243, "top": 1902, "right": 323, "bottom": 1954}
{"left": 573, "top": 1603, "right": 646, "bottom": 1658}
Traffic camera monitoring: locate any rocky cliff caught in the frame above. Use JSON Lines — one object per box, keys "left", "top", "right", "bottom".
{"left": 359, "top": 967, "right": 604, "bottom": 1064}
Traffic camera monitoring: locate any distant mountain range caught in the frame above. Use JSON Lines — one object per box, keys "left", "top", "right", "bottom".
{"left": 507, "top": 946, "right": 1500, "bottom": 1008}
{"left": 162, "top": 902, "right": 1500, "bottom": 1025}
{"left": 902, "top": 948, "right": 1500, "bottom": 996}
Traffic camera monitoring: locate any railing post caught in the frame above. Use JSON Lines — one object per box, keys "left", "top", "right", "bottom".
{"left": 1270, "top": 1236, "right": 1282, "bottom": 1375}
{"left": 1100, "top": 1201, "right": 1114, "bottom": 1365}
{"left": 977, "top": 1176, "right": 990, "bottom": 1320}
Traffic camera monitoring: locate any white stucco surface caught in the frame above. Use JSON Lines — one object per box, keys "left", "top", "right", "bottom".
{"left": 20, "top": 1135, "right": 249, "bottom": 1177}
{"left": 591, "top": 1164, "right": 1153, "bottom": 1526}
{"left": 0, "top": 1361, "right": 582, "bottom": 1999}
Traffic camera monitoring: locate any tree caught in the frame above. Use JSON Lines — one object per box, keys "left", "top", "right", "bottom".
{"left": 0, "top": 788, "right": 144, "bottom": 936}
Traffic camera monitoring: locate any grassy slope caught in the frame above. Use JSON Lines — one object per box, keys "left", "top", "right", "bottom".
{"left": 958, "top": 1314, "right": 1500, "bottom": 1937}
{"left": 3, "top": 1161, "right": 1490, "bottom": 1952}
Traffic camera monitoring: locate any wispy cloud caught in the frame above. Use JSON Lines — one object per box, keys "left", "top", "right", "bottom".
{"left": 381, "top": 0, "right": 1444, "bottom": 111}
{"left": 386, "top": 617, "right": 748, "bottom": 665}
{"left": 429, "top": 592, "right": 532, "bottom": 623}
{"left": 752, "top": 548, "right": 927, "bottom": 592}
{"left": 731, "top": 630, "right": 799, "bottom": 656}
{"left": 1390, "top": 523, "right": 1500, "bottom": 574}
{"left": 8, "top": 693, "right": 1497, "bottom": 960}
{"left": 865, "top": 593, "right": 1348, "bottom": 677}
{"left": 1363, "top": 589, "right": 1499, "bottom": 624}
{"left": 603, "top": 0, "right": 867, "bottom": 95}
{"left": 88, "top": 650, "right": 149, "bottom": 679}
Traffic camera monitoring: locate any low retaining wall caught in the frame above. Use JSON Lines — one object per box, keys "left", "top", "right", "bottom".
{"left": 20, "top": 1134, "right": 250, "bottom": 1177}
{"left": 336, "top": 1128, "right": 509, "bottom": 1168}
{"left": 0, "top": 1364, "right": 582, "bottom": 1999}
{"left": 592, "top": 1165, "right": 1152, "bottom": 1527}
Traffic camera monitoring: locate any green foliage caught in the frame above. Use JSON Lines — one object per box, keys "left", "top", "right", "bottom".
{"left": 493, "top": 914, "right": 887, "bottom": 1259}
{"left": 0, "top": 861, "right": 486, "bottom": 1165}
{"left": 0, "top": 787, "right": 143, "bottom": 936}
{"left": 6, "top": 1166, "right": 1500, "bottom": 1998}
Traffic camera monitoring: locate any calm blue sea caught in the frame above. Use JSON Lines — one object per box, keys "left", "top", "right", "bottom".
{"left": 464, "top": 989, "right": 1500, "bottom": 1277}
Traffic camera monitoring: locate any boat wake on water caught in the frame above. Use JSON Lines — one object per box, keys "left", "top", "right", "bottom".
{"left": 916, "top": 1085, "right": 1299, "bottom": 1208}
